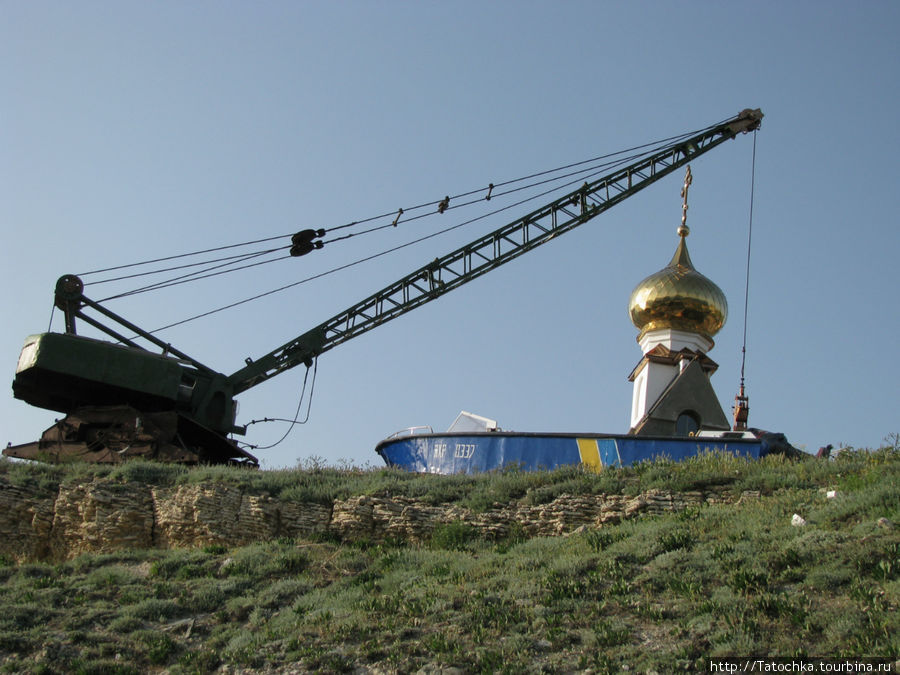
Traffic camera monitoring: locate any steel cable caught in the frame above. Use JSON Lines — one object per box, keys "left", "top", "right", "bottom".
{"left": 242, "top": 358, "right": 318, "bottom": 450}
{"left": 145, "top": 156, "right": 638, "bottom": 334}
{"left": 92, "top": 120, "right": 730, "bottom": 331}
{"left": 79, "top": 122, "right": 717, "bottom": 284}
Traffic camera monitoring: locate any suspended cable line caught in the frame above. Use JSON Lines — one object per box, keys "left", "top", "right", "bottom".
{"left": 323, "top": 144, "right": 674, "bottom": 245}
{"left": 145, "top": 176, "right": 580, "bottom": 335}
{"left": 324, "top": 124, "right": 719, "bottom": 242}
{"left": 101, "top": 144, "right": 652, "bottom": 302}
{"left": 79, "top": 122, "right": 721, "bottom": 283}
{"left": 732, "top": 128, "right": 758, "bottom": 431}
{"left": 86, "top": 246, "right": 289, "bottom": 286}
{"left": 78, "top": 233, "right": 290, "bottom": 277}
{"left": 141, "top": 133, "right": 710, "bottom": 335}
{"left": 96, "top": 121, "right": 735, "bottom": 335}
{"left": 99, "top": 248, "right": 287, "bottom": 302}
{"left": 740, "top": 130, "right": 758, "bottom": 384}
{"left": 240, "top": 357, "right": 318, "bottom": 451}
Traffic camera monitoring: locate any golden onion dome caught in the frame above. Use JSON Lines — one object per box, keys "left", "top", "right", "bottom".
{"left": 628, "top": 233, "right": 727, "bottom": 340}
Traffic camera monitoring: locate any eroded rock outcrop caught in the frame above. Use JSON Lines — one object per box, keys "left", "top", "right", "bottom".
{"left": 51, "top": 481, "right": 155, "bottom": 559}
{"left": 152, "top": 484, "right": 331, "bottom": 548}
{"left": 0, "top": 479, "right": 55, "bottom": 560}
{"left": 0, "top": 476, "right": 749, "bottom": 562}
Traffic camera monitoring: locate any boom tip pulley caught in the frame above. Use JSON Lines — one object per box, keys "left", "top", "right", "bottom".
{"left": 54, "top": 274, "right": 84, "bottom": 308}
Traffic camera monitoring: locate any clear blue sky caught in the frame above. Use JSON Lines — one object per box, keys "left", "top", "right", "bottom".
{"left": 2, "top": 2, "right": 898, "bottom": 468}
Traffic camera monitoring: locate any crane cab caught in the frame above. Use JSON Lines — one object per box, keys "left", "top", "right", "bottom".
{"left": 14, "top": 332, "right": 192, "bottom": 414}
{"left": 8, "top": 332, "right": 255, "bottom": 466}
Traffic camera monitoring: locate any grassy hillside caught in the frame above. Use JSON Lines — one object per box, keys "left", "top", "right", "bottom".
{"left": 0, "top": 440, "right": 897, "bottom": 674}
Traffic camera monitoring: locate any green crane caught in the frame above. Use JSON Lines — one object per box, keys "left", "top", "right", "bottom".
{"left": 7, "top": 109, "right": 763, "bottom": 466}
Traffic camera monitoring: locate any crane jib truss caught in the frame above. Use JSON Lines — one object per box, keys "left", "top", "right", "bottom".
{"left": 229, "top": 109, "right": 762, "bottom": 394}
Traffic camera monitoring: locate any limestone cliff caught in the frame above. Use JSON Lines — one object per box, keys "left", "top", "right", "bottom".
{"left": 0, "top": 476, "right": 753, "bottom": 562}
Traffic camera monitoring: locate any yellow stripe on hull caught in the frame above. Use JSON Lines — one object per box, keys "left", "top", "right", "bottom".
{"left": 576, "top": 438, "right": 603, "bottom": 473}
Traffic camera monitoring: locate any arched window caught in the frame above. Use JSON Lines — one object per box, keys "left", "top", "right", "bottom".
{"left": 676, "top": 411, "right": 700, "bottom": 436}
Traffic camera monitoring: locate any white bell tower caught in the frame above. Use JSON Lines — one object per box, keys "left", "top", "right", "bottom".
{"left": 626, "top": 166, "right": 730, "bottom": 436}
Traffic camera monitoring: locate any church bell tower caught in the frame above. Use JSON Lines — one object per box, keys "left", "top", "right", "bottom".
{"left": 626, "top": 166, "right": 731, "bottom": 436}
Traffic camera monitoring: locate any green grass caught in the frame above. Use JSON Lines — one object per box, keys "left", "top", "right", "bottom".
{"left": 0, "top": 438, "right": 897, "bottom": 672}
{"left": 3, "top": 437, "right": 898, "bottom": 510}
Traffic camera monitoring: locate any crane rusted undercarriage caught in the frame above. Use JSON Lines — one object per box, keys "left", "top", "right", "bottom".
{"left": 4, "top": 405, "right": 259, "bottom": 466}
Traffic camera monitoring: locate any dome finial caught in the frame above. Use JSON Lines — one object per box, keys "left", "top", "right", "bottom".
{"left": 678, "top": 165, "right": 692, "bottom": 238}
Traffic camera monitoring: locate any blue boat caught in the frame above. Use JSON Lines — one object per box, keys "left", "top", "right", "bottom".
{"left": 375, "top": 414, "right": 775, "bottom": 474}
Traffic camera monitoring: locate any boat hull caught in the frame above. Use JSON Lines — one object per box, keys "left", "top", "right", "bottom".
{"left": 375, "top": 431, "right": 767, "bottom": 474}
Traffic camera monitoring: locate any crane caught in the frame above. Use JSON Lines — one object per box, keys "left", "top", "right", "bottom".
{"left": 6, "top": 109, "right": 763, "bottom": 466}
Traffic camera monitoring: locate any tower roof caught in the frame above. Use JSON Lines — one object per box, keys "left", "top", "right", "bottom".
{"left": 627, "top": 167, "right": 727, "bottom": 342}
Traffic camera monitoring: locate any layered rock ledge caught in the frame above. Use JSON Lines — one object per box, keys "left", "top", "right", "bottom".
{"left": 0, "top": 476, "right": 756, "bottom": 562}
